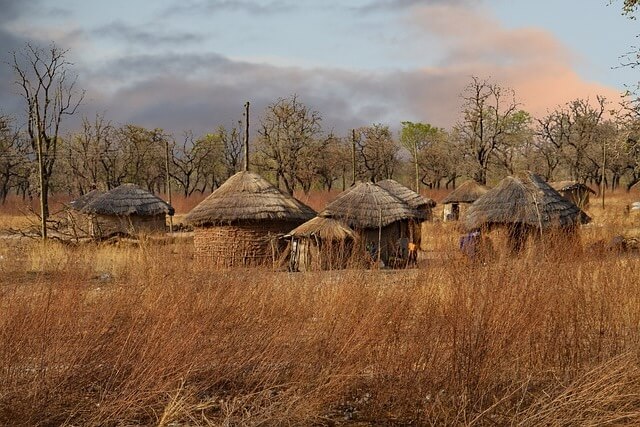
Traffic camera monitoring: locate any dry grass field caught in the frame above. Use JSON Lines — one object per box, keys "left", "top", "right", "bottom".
{"left": 1, "top": 190, "right": 640, "bottom": 425}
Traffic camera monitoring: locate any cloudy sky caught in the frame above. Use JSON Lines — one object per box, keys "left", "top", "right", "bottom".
{"left": 0, "top": 0, "right": 637, "bottom": 137}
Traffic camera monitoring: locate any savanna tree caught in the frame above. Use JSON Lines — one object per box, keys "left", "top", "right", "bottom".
{"left": 12, "top": 42, "right": 84, "bottom": 239}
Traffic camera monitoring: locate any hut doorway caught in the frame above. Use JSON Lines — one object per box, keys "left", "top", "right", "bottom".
{"left": 444, "top": 203, "right": 460, "bottom": 221}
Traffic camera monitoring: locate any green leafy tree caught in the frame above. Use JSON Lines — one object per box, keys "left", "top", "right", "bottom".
{"left": 400, "top": 121, "right": 443, "bottom": 192}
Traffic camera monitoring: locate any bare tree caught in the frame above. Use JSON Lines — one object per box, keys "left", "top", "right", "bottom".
{"left": 171, "top": 131, "right": 223, "bottom": 196}
{"left": 62, "top": 114, "right": 114, "bottom": 194}
{"left": 455, "top": 77, "right": 519, "bottom": 185}
{"left": 256, "top": 95, "right": 322, "bottom": 195}
{"left": 0, "top": 115, "right": 30, "bottom": 203}
{"left": 536, "top": 97, "right": 607, "bottom": 183}
{"left": 12, "top": 42, "right": 84, "bottom": 239}
{"left": 355, "top": 124, "right": 399, "bottom": 182}
{"left": 217, "top": 124, "right": 244, "bottom": 180}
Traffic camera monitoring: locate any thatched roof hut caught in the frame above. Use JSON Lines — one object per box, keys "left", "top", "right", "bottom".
{"left": 549, "top": 181, "right": 596, "bottom": 209}
{"left": 67, "top": 189, "right": 104, "bottom": 237}
{"left": 441, "top": 180, "right": 489, "bottom": 221}
{"left": 286, "top": 216, "right": 357, "bottom": 272}
{"left": 464, "top": 172, "right": 590, "bottom": 253}
{"left": 184, "top": 171, "right": 316, "bottom": 267}
{"left": 319, "top": 182, "right": 418, "bottom": 264}
{"left": 80, "top": 184, "right": 174, "bottom": 238}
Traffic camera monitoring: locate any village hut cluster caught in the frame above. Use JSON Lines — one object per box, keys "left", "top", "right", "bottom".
{"left": 66, "top": 169, "right": 596, "bottom": 269}
{"left": 185, "top": 176, "right": 434, "bottom": 270}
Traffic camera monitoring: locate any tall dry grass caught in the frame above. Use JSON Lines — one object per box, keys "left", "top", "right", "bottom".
{"left": 1, "top": 189, "right": 640, "bottom": 425}
{"left": 1, "top": 234, "right": 640, "bottom": 425}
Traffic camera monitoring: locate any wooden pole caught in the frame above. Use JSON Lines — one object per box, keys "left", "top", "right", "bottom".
{"left": 377, "top": 208, "right": 382, "bottom": 265}
{"left": 244, "top": 101, "right": 250, "bottom": 172}
{"left": 165, "top": 134, "right": 173, "bottom": 234}
{"left": 602, "top": 139, "right": 606, "bottom": 210}
{"left": 33, "top": 99, "right": 47, "bottom": 241}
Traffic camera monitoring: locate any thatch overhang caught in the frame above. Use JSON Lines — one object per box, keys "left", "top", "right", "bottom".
{"left": 549, "top": 181, "right": 596, "bottom": 194}
{"left": 286, "top": 216, "right": 357, "bottom": 242}
{"left": 377, "top": 179, "right": 436, "bottom": 211}
{"left": 81, "top": 184, "right": 174, "bottom": 217}
{"left": 184, "top": 171, "right": 316, "bottom": 227}
{"left": 69, "top": 189, "right": 103, "bottom": 211}
{"left": 464, "top": 172, "right": 591, "bottom": 232}
{"left": 319, "top": 181, "right": 418, "bottom": 229}
{"left": 441, "top": 180, "right": 489, "bottom": 204}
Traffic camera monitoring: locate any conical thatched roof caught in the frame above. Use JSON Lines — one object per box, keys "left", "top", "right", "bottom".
{"left": 464, "top": 172, "right": 591, "bottom": 231}
{"left": 549, "top": 181, "right": 596, "bottom": 194}
{"left": 319, "top": 181, "right": 417, "bottom": 229}
{"left": 441, "top": 180, "right": 489, "bottom": 204}
{"left": 185, "top": 171, "right": 316, "bottom": 226}
{"left": 69, "top": 189, "right": 103, "bottom": 210}
{"left": 81, "top": 184, "right": 174, "bottom": 216}
{"left": 377, "top": 179, "right": 436, "bottom": 210}
{"left": 287, "top": 216, "right": 357, "bottom": 241}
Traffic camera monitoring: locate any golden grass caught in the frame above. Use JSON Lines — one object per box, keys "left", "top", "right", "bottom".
{"left": 1, "top": 189, "right": 640, "bottom": 425}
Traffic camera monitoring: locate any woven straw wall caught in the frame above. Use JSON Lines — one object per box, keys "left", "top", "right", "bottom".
{"left": 193, "top": 221, "right": 298, "bottom": 267}
{"left": 291, "top": 238, "right": 355, "bottom": 272}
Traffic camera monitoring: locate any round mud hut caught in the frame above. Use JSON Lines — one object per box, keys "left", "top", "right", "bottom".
{"left": 441, "top": 180, "right": 489, "bottom": 221}
{"left": 318, "top": 181, "right": 419, "bottom": 266}
{"left": 80, "top": 184, "right": 174, "bottom": 239}
{"left": 68, "top": 189, "right": 104, "bottom": 237}
{"left": 464, "top": 172, "right": 591, "bottom": 254}
{"left": 286, "top": 216, "right": 357, "bottom": 272}
{"left": 549, "top": 181, "right": 596, "bottom": 209}
{"left": 184, "top": 171, "right": 316, "bottom": 267}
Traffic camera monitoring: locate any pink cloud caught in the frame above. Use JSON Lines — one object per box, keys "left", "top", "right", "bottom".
{"left": 408, "top": 4, "right": 622, "bottom": 118}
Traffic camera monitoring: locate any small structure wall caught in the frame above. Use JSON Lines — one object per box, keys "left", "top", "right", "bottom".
{"left": 67, "top": 211, "right": 94, "bottom": 238}
{"left": 90, "top": 214, "right": 167, "bottom": 238}
{"left": 358, "top": 220, "right": 409, "bottom": 265}
{"left": 193, "top": 221, "right": 300, "bottom": 267}
{"left": 443, "top": 203, "right": 472, "bottom": 222}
